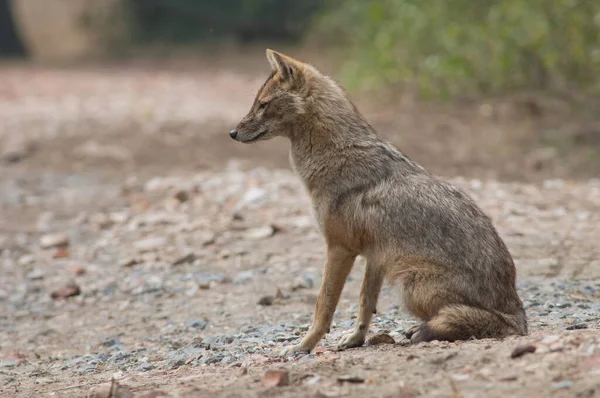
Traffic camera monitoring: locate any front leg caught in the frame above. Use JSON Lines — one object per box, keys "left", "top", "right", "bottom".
{"left": 338, "top": 260, "right": 384, "bottom": 349}
{"left": 280, "top": 247, "right": 356, "bottom": 356}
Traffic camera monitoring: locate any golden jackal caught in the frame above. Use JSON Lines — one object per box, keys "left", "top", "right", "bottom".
{"left": 230, "top": 49, "right": 528, "bottom": 357}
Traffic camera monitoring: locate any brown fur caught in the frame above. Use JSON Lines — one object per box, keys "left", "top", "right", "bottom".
{"left": 231, "top": 49, "right": 528, "bottom": 356}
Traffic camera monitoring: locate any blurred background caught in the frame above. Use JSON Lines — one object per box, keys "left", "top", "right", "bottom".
{"left": 0, "top": 0, "right": 599, "bottom": 180}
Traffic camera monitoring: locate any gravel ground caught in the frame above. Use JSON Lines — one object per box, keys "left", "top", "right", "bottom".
{"left": 0, "top": 59, "right": 599, "bottom": 398}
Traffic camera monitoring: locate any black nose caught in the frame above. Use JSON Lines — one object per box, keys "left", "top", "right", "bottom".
{"left": 230, "top": 129, "right": 238, "bottom": 139}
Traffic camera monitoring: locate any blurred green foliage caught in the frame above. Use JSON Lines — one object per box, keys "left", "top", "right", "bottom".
{"left": 313, "top": 0, "right": 600, "bottom": 98}
{"left": 125, "top": 0, "right": 322, "bottom": 43}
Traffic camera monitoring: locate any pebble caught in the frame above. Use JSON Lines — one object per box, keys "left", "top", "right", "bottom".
{"left": 138, "top": 363, "right": 155, "bottom": 371}
{"left": 550, "top": 380, "right": 573, "bottom": 390}
{"left": 18, "top": 254, "right": 36, "bottom": 266}
{"left": 172, "top": 252, "right": 196, "bottom": 266}
{"left": 292, "top": 273, "right": 315, "bottom": 290}
{"left": 511, "top": 344, "right": 537, "bottom": 359}
{"left": 366, "top": 333, "right": 396, "bottom": 346}
{"left": 134, "top": 237, "right": 167, "bottom": 252}
{"left": 52, "top": 247, "right": 70, "bottom": 259}
{"left": 194, "top": 273, "right": 227, "bottom": 284}
{"left": 67, "top": 265, "right": 86, "bottom": 275}
{"left": 337, "top": 375, "right": 365, "bottom": 384}
{"left": 26, "top": 268, "right": 45, "bottom": 280}
{"left": 40, "top": 233, "right": 69, "bottom": 249}
{"left": 239, "top": 187, "right": 267, "bottom": 207}
{"left": 120, "top": 257, "right": 139, "bottom": 268}
{"left": 50, "top": 282, "right": 81, "bottom": 299}
{"left": 185, "top": 320, "right": 208, "bottom": 330}
{"left": 233, "top": 271, "right": 254, "bottom": 284}
{"left": 244, "top": 225, "right": 276, "bottom": 240}
{"left": 566, "top": 323, "right": 588, "bottom": 330}
{"left": 261, "top": 369, "right": 290, "bottom": 387}
{"left": 257, "top": 296, "right": 274, "bottom": 306}
{"left": 173, "top": 190, "right": 190, "bottom": 203}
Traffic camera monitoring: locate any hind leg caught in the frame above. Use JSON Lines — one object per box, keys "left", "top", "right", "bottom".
{"left": 399, "top": 265, "right": 484, "bottom": 342}
{"left": 338, "top": 260, "right": 384, "bottom": 349}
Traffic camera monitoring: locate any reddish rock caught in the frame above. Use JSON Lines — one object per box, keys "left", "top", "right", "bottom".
{"left": 50, "top": 282, "right": 81, "bottom": 299}
{"left": 261, "top": 369, "right": 290, "bottom": 388}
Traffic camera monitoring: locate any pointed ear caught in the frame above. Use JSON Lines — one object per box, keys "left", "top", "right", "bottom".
{"left": 266, "top": 49, "right": 304, "bottom": 83}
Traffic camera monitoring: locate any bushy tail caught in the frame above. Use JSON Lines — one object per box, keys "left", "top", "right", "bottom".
{"left": 411, "top": 304, "right": 528, "bottom": 343}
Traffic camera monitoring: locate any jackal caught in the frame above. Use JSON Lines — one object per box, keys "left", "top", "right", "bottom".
{"left": 230, "top": 49, "right": 528, "bottom": 357}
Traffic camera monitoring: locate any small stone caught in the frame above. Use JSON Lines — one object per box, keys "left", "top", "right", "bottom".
{"left": 26, "top": 268, "right": 45, "bottom": 280}
{"left": 305, "top": 375, "right": 321, "bottom": 385}
{"left": 550, "top": 380, "right": 573, "bottom": 391}
{"left": 195, "top": 273, "right": 227, "bottom": 284}
{"left": 185, "top": 320, "right": 208, "bottom": 330}
{"left": 138, "top": 363, "right": 155, "bottom": 371}
{"left": 101, "top": 338, "right": 122, "bottom": 347}
{"left": 120, "top": 257, "right": 139, "bottom": 268}
{"left": 232, "top": 211, "right": 244, "bottom": 221}
{"left": 52, "top": 247, "right": 70, "bottom": 259}
{"left": 173, "top": 252, "right": 196, "bottom": 266}
{"left": 67, "top": 265, "right": 86, "bottom": 275}
{"left": 511, "top": 344, "right": 537, "bottom": 359}
{"left": 50, "top": 282, "right": 81, "bottom": 299}
{"left": 89, "top": 213, "right": 113, "bottom": 229}
{"left": 337, "top": 375, "right": 365, "bottom": 384}
{"left": 18, "top": 254, "right": 36, "bottom": 266}
{"left": 233, "top": 271, "right": 254, "bottom": 284}
{"left": 2, "top": 351, "right": 27, "bottom": 367}
{"left": 292, "top": 275, "right": 314, "bottom": 290}
{"left": 110, "top": 212, "right": 130, "bottom": 224}
{"left": 236, "top": 366, "right": 248, "bottom": 376}
{"left": 366, "top": 333, "right": 396, "bottom": 346}
{"left": 240, "top": 188, "right": 267, "bottom": 206}
{"left": 451, "top": 374, "right": 470, "bottom": 381}
{"left": 134, "top": 237, "right": 167, "bottom": 252}
{"left": 0, "top": 360, "right": 18, "bottom": 368}
{"left": 40, "top": 233, "right": 69, "bottom": 249}
{"left": 2, "top": 139, "right": 35, "bottom": 163}
{"left": 195, "top": 231, "right": 216, "bottom": 246}
{"left": 173, "top": 190, "right": 190, "bottom": 203}
{"left": 261, "top": 369, "right": 290, "bottom": 387}
{"left": 566, "top": 324, "right": 588, "bottom": 330}
{"left": 245, "top": 225, "right": 275, "bottom": 240}
{"left": 290, "top": 216, "right": 313, "bottom": 229}
{"left": 258, "top": 296, "right": 274, "bottom": 306}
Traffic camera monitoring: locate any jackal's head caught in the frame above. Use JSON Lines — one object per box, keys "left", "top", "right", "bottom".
{"left": 230, "top": 49, "right": 315, "bottom": 143}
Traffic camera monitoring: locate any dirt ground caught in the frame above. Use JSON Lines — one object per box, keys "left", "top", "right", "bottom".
{"left": 0, "top": 48, "right": 599, "bottom": 398}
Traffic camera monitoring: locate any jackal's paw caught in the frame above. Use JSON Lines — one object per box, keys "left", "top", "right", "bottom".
{"left": 337, "top": 331, "right": 365, "bottom": 349}
{"left": 405, "top": 323, "right": 425, "bottom": 343}
{"left": 279, "top": 344, "right": 311, "bottom": 357}
{"left": 404, "top": 324, "right": 421, "bottom": 340}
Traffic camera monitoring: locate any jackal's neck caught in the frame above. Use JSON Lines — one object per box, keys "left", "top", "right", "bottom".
{"left": 289, "top": 103, "right": 378, "bottom": 191}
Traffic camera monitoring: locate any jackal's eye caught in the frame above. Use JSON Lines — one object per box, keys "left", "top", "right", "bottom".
{"left": 257, "top": 101, "right": 268, "bottom": 111}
